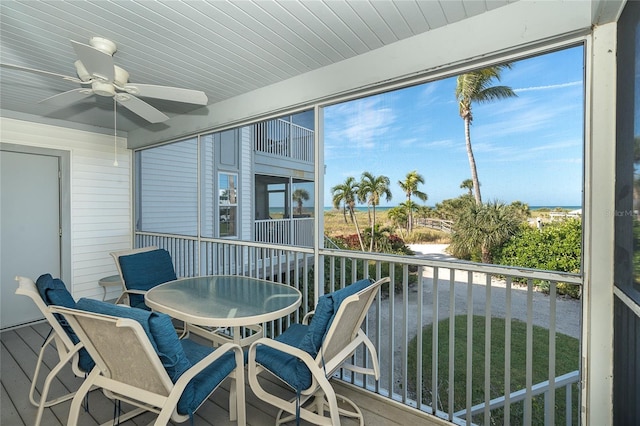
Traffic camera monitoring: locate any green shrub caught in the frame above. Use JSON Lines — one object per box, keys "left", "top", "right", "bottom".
{"left": 494, "top": 219, "right": 582, "bottom": 297}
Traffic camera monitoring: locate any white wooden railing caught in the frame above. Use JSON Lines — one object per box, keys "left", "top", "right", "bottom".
{"left": 254, "top": 217, "right": 314, "bottom": 247}
{"left": 134, "top": 231, "right": 582, "bottom": 425}
{"left": 254, "top": 118, "right": 314, "bottom": 163}
{"left": 415, "top": 218, "right": 454, "bottom": 233}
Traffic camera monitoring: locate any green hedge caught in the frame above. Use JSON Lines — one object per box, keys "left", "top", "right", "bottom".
{"left": 494, "top": 219, "right": 581, "bottom": 298}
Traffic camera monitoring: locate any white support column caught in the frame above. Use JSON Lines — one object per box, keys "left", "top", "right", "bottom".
{"left": 582, "top": 21, "right": 617, "bottom": 426}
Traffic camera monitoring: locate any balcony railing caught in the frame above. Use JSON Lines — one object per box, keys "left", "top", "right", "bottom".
{"left": 135, "top": 231, "right": 582, "bottom": 425}
{"left": 254, "top": 118, "right": 314, "bottom": 163}
{"left": 254, "top": 217, "right": 314, "bottom": 247}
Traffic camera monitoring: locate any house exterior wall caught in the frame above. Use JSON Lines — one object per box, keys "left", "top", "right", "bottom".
{"left": 0, "top": 117, "right": 131, "bottom": 301}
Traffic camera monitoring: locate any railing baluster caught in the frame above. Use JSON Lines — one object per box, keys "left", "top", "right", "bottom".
{"left": 431, "top": 267, "right": 438, "bottom": 414}
{"left": 505, "top": 276, "right": 513, "bottom": 423}
{"left": 448, "top": 268, "right": 456, "bottom": 421}
{"left": 547, "top": 280, "right": 557, "bottom": 425}
{"left": 466, "top": 270, "right": 474, "bottom": 424}
{"left": 525, "top": 278, "right": 534, "bottom": 425}
{"left": 485, "top": 273, "right": 492, "bottom": 425}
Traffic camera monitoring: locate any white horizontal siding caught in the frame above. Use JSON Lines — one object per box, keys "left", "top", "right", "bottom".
{"left": 138, "top": 139, "right": 198, "bottom": 236}
{"left": 0, "top": 117, "right": 132, "bottom": 300}
{"left": 240, "top": 125, "right": 253, "bottom": 241}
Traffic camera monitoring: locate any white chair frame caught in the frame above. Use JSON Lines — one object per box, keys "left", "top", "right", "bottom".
{"left": 248, "top": 277, "right": 389, "bottom": 426}
{"left": 51, "top": 305, "right": 246, "bottom": 426}
{"left": 14, "top": 276, "right": 144, "bottom": 426}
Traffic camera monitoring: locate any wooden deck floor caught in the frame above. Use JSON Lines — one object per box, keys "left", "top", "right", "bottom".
{"left": 1, "top": 321, "right": 435, "bottom": 426}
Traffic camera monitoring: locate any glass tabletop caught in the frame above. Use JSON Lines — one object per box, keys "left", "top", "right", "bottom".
{"left": 145, "top": 275, "right": 302, "bottom": 326}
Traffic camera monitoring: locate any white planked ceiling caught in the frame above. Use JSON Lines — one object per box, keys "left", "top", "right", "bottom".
{"left": 0, "top": 0, "right": 512, "bottom": 133}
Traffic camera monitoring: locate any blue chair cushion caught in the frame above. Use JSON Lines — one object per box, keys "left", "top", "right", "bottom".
{"left": 297, "top": 295, "right": 333, "bottom": 357}
{"left": 75, "top": 298, "right": 235, "bottom": 416}
{"left": 178, "top": 339, "right": 237, "bottom": 416}
{"left": 255, "top": 278, "right": 375, "bottom": 392}
{"left": 298, "top": 278, "right": 373, "bottom": 357}
{"left": 35, "top": 274, "right": 95, "bottom": 372}
{"left": 325, "top": 278, "right": 373, "bottom": 330}
{"left": 255, "top": 323, "right": 313, "bottom": 390}
{"left": 118, "top": 249, "right": 177, "bottom": 310}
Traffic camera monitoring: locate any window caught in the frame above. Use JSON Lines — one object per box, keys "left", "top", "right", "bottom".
{"left": 219, "top": 172, "right": 238, "bottom": 237}
{"left": 323, "top": 46, "right": 584, "bottom": 270}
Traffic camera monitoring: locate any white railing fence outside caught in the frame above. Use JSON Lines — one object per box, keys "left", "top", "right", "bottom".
{"left": 254, "top": 119, "right": 314, "bottom": 163}
{"left": 254, "top": 217, "right": 314, "bottom": 247}
{"left": 135, "top": 232, "right": 582, "bottom": 425}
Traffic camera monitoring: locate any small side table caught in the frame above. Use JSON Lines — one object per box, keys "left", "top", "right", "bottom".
{"left": 98, "top": 275, "right": 123, "bottom": 301}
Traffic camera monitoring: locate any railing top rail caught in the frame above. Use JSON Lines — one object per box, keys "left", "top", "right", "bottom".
{"left": 319, "top": 247, "right": 582, "bottom": 284}
{"left": 135, "top": 231, "right": 581, "bottom": 284}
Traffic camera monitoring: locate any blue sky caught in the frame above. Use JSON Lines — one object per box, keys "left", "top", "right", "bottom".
{"left": 323, "top": 45, "right": 585, "bottom": 208}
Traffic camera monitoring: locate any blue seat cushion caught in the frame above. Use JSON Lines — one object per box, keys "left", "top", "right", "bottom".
{"left": 75, "top": 298, "right": 236, "bottom": 416}
{"left": 178, "top": 339, "right": 237, "bottom": 416}
{"left": 118, "top": 249, "right": 177, "bottom": 309}
{"left": 254, "top": 323, "right": 313, "bottom": 390}
{"left": 35, "top": 274, "right": 95, "bottom": 372}
{"left": 255, "top": 278, "right": 375, "bottom": 392}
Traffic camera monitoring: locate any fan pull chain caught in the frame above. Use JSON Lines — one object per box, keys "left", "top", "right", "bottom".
{"left": 113, "top": 98, "right": 118, "bottom": 167}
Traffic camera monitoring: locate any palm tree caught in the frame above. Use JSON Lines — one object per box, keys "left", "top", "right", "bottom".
{"left": 450, "top": 201, "right": 522, "bottom": 263}
{"left": 456, "top": 65, "right": 517, "bottom": 205}
{"left": 292, "top": 188, "right": 309, "bottom": 215}
{"left": 358, "top": 172, "right": 392, "bottom": 251}
{"left": 460, "top": 179, "right": 474, "bottom": 196}
{"left": 398, "top": 171, "right": 428, "bottom": 232}
{"left": 331, "top": 177, "right": 365, "bottom": 251}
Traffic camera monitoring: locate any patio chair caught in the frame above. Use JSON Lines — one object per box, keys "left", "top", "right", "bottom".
{"left": 14, "top": 274, "right": 94, "bottom": 426}
{"left": 247, "top": 277, "right": 389, "bottom": 426}
{"left": 52, "top": 299, "right": 246, "bottom": 425}
{"left": 110, "top": 246, "right": 177, "bottom": 309}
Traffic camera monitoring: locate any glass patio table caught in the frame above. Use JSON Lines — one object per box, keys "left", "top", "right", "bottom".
{"left": 145, "top": 275, "right": 302, "bottom": 347}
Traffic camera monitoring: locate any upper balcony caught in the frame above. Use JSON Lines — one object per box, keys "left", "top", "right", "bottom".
{"left": 254, "top": 118, "right": 314, "bottom": 165}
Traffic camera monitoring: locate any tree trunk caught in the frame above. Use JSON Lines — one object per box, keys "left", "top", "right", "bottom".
{"left": 350, "top": 203, "right": 366, "bottom": 251}
{"left": 369, "top": 206, "right": 376, "bottom": 252}
{"left": 408, "top": 195, "right": 413, "bottom": 232}
{"left": 481, "top": 243, "right": 491, "bottom": 263}
{"left": 464, "top": 117, "right": 482, "bottom": 205}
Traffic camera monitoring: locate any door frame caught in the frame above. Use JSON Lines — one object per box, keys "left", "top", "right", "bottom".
{"left": 0, "top": 143, "right": 71, "bottom": 284}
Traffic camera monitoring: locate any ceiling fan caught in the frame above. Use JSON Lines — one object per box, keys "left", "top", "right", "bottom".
{"left": 1, "top": 36, "right": 208, "bottom": 123}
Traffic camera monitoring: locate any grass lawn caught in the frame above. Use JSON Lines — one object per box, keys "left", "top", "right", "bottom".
{"left": 407, "top": 315, "right": 579, "bottom": 425}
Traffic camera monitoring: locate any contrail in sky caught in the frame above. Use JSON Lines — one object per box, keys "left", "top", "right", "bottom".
{"left": 514, "top": 81, "right": 581, "bottom": 92}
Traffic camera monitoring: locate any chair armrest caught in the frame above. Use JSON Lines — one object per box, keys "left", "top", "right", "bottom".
{"left": 122, "top": 289, "right": 147, "bottom": 295}
{"left": 302, "top": 310, "right": 315, "bottom": 325}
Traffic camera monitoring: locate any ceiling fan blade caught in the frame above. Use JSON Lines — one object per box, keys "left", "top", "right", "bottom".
{"left": 0, "top": 63, "right": 81, "bottom": 83}
{"left": 40, "top": 88, "right": 93, "bottom": 106}
{"left": 71, "top": 40, "right": 114, "bottom": 82}
{"left": 117, "top": 94, "right": 169, "bottom": 123}
{"left": 125, "top": 83, "right": 208, "bottom": 105}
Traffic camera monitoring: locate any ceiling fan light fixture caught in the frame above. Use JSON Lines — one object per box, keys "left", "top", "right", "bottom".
{"left": 89, "top": 37, "right": 117, "bottom": 56}
{"left": 91, "top": 81, "right": 115, "bottom": 97}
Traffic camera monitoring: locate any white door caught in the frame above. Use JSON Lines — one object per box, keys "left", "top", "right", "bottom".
{"left": 1, "top": 150, "right": 61, "bottom": 328}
